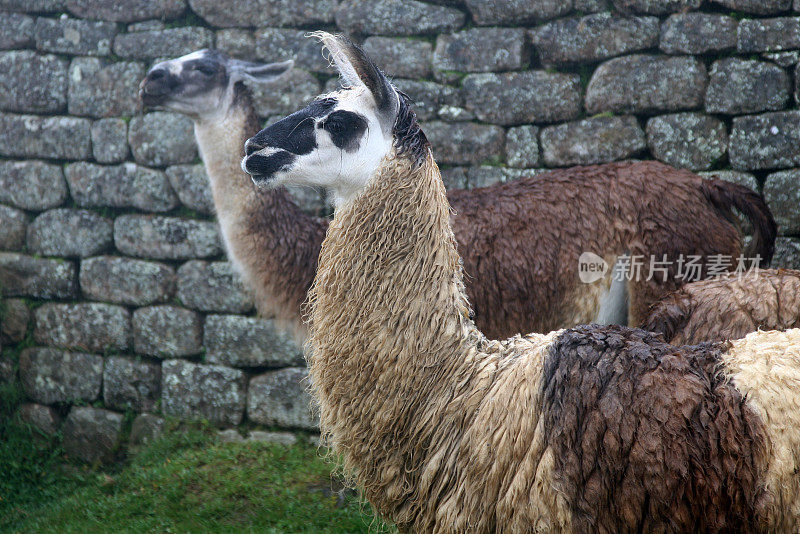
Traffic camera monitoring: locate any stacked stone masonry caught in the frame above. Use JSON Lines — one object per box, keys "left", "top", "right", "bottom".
{"left": 0, "top": 0, "right": 799, "bottom": 462}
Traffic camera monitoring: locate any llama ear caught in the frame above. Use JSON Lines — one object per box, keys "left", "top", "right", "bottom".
{"left": 230, "top": 59, "right": 294, "bottom": 84}
{"left": 313, "top": 31, "right": 398, "bottom": 119}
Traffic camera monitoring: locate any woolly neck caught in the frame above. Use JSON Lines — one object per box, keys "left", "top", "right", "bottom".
{"left": 192, "top": 85, "right": 325, "bottom": 339}
{"left": 307, "top": 148, "right": 508, "bottom": 520}
{"left": 309, "top": 149, "right": 476, "bottom": 370}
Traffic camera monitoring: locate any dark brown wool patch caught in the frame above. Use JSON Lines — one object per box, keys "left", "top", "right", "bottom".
{"left": 393, "top": 90, "right": 429, "bottom": 168}
{"left": 541, "top": 324, "right": 769, "bottom": 533}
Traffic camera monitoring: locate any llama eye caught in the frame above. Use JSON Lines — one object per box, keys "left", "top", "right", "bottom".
{"left": 194, "top": 64, "right": 215, "bottom": 76}
{"left": 324, "top": 110, "right": 368, "bottom": 151}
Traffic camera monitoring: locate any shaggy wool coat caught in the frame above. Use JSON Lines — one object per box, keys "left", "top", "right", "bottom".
{"left": 306, "top": 147, "right": 800, "bottom": 533}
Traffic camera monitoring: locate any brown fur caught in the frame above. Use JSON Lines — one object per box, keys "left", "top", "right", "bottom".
{"left": 448, "top": 161, "right": 775, "bottom": 338}
{"left": 305, "top": 147, "right": 800, "bottom": 533}
{"left": 543, "top": 325, "right": 769, "bottom": 533}
{"left": 642, "top": 269, "right": 800, "bottom": 345}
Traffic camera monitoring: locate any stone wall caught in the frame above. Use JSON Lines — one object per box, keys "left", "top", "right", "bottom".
{"left": 1, "top": 0, "right": 799, "bottom": 461}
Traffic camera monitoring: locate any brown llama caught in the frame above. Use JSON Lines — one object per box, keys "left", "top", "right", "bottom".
{"left": 642, "top": 268, "right": 800, "bottom": 345}
{"left": 242, "top": 33, "right": 800, "bottom": 533}
{"left": 140, "top": 50, "right": 324, "bottom": 339}
{"left": 143, "top": 49, "right": 775, "bottom": 341}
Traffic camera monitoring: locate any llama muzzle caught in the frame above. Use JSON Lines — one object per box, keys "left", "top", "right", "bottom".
{"left": 241, "top": 149, "right": 296, "bottom": 186}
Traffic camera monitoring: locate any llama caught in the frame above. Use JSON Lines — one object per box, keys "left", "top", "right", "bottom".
{"left": 242, "top": 33, "right": 800, "bottom": 532}
{"left": 642, "top": 268, "right": 800, "bottom": 345}
{"left": 140, "top": 50, "right": 326, "bottom": 338}
{"left": 144, "top": 50, "right": 775, "bottom": 341}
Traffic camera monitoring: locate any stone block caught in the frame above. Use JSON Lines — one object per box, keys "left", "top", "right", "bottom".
{"left": 585, "top": 55, "right": 707, "bottom": 114}
{"left": 133, "top": 305, "right": 202, "bottom": 357}
{"left": 18, "top": 403, "right": 62, "bottom": 436}
{"left": 729, "top": 111, "right": 800, "bottom": 170}
{"left": 204, "top": 314, "right": 302, "bottom": 368}
{"left": 113, "top": 26, "right": 213, "bottom": 60}
{"left": 68, "top": 58, "right": 144, "bottom": 118}
{"left": 363, "top": 37, "right": 432, "bottom": 78}
{"left": 541, "top": 116, "right": 646, "bottom": 167}
{"left": 706, "top": 59, "right": 791, "bottom": 115}
{"left": 61, "top": 406, "right": 123, "bottom": 463}
{"left": 1, "top": 298, "right": 30, "bottom": 343}
{"left": 506, "top": 126, "right": 540, "bottom": 169}
{"left": 128, "top": 112, "right": 197, "bottom": 167}
{"left": 612, "top": 0, "right": 702, "bottom": 13}
{"left": 177, "top": 261, "right": 253, "bottom": 314}
{"left": 713, "top": 0, "right": 792, "bottom": 15}
{"left": 19, "top": 347, "right": 102, "bottom": 404}
{"left": 0, "top": 51, "right": 67, "bottom": 113}
{"left": 66, "top": 162, "right": 178, "bottom": 212}
{"left": 425, "top": 121, "right": 505, "bottom": 166}
{"left": 738, "top": 17, "right": 800, "bottom": 53}
{"left": 114, "top": 215, "right": 222, "bottom": 260}
{"left": 103, "top": 356, "right": 161, "bottom": 412}
{"left": 0, "top": 12, "right": 34, "bottom": 49}
{"left": 434, "top": 28, "right": 528, "bottom": 73}
{"left": 659, "top": 13, "right": 738, "bottom": 54}
{"left": 763, "top": 169, "right": 800, "bottom": 235}
{"left": 532, "top": 13, "right": 658, "bottom": 65}
{"left": 0, "top": 204, "right": 27, "bottom": 250}
{"left": 463, "top": 71, "right": 581, "bottom": 125}
{"left": 0, "top": 113, "right": 91, "bottom": 160}
{"left": 392, "top": 79, "right": 460, "bottom": 121}
{"left": 0, "top": 160, "right": 67, "bottom": 211}
{"left": 33, "top": 16, "right": 116, "bottom": 55}
{"left": 248, "top": 367, "right": 318, "bottom": 430}
{"left": 80, "top": 256, "right": 176, "bottom": 306}
{"left": 336, "top": 0, "right": 465, "bottom": 35}
{"left": 129, "top": 413, "right": 164, "bottom": 446}
{"left": 27, "top": 209, "right": 113, "bottom": 257}
{"left": 0, "top": 253, "right": 77, "bottom": 299}
{"left": 189, "top": 0, "right": 335, "bottom": 28}
{"left": 161, "top": 359, "right": 246, "bottom": 426}
{"left": 166, "top": 165, "right": 215, "bottom": 215}
{"left": 645, "top": 113, "right": 728, "bottom": 171}
{"left": 33, "top": 302, "right": 130, "bottom": 352}
{"left": 465, "top": 0, "right": 570, "bottom": 25}
{"left": 91, "top": 118, "right": 129, "bottom": 163}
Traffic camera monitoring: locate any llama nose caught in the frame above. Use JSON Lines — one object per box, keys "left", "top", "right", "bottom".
{"left": 148, "top": 68, "right": 167, "bottom": 82}
{"left": 245, "top": 138, "right": 263, "bottom": 156}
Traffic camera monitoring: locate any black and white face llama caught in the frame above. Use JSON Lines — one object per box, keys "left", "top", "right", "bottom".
{"left": 242, "top": 33, "right": 401, "bottom": 207}
{"left": 139, "top": 49, "right": 293, "bottom": 119}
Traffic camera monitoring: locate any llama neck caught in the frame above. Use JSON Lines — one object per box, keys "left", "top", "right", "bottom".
{"left": 308, "top": 150, "right": 482, "bottom": 500}
{"left": 193, "top": 89, "right": 324, "bottom": 338}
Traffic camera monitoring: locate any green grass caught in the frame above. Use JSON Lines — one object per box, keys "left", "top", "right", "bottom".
{"left": 1, "top": 413, "right": 390, "bottom": 533}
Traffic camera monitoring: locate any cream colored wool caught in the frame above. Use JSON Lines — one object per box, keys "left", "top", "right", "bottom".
{"left": 722, "top": 330, "right": 800, "bottom": 532}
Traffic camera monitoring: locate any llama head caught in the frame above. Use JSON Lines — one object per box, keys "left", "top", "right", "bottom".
{"left": 139, "top": 49, "right": 293, "bottom": 121}
{"left": 242, "top": 32, "right": 426, "bottom": 207}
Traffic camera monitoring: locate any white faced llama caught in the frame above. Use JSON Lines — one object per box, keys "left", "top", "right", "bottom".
{"left": 242, "top": 33, "right": 800, "bottom": 532}
{"left": 143, "top": 51, "right": 774, "bottom": 342}
{"left": 140, "top": 50, "right": 325, "bottom": 339}
{"left": 642, "top": 268, "right": 800, "bottom": 345}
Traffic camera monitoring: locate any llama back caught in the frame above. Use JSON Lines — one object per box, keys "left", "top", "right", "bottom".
{"left": 534, "top": 324, "right": 775, "bottom": 532}
{"left": 447, "top": 160, "right": 769, "bottom": 337}
{"left": 642, "top": 269, "right": 800, "bottom": 345}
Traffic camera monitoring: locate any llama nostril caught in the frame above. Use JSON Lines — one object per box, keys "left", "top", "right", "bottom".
{"left": 148, "top": 68, "right": 166, "bottom": 82}
{"left": 245, "top": 139, "right": 263, "bottom": 156}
